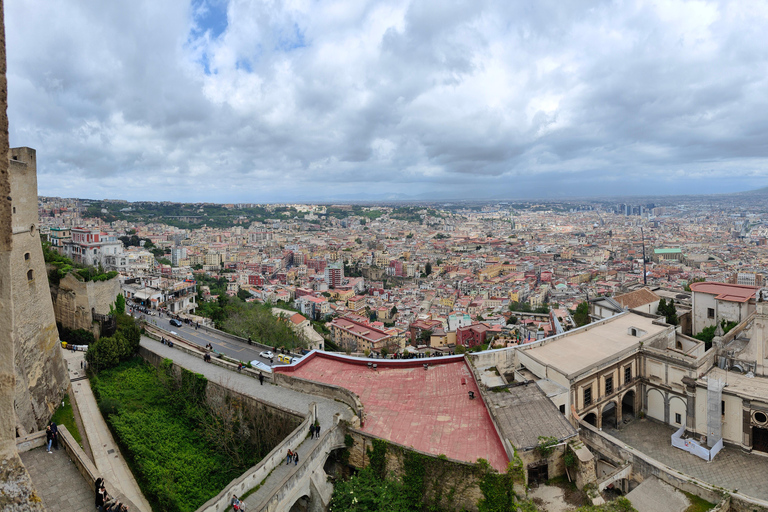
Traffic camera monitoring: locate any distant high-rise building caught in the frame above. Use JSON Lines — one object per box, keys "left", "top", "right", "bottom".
{"left": 325, "top": 261, "right": 344, "bottom": 287}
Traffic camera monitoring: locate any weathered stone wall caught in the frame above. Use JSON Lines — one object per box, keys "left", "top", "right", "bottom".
{"left": 10, "top": 147, "right": 69, "bottom": 435}
{"left": 0, "top": 0, "right": 14, "bottom": 459}
{"left": 50, "top": 271, "right": 120, "bottom": 336}
{"left": 347, "top": 428, "right": 484, "bottom": 512}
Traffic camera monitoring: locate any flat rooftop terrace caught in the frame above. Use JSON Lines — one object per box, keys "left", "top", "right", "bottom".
{"left": 521, "top": 313, "right": 668, "bottom": 377}
{"left": 284, "top": 354, "right": 509, "bottom": 471}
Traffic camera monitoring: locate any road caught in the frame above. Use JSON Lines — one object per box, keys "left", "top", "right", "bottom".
{"left": 134, "top": 312, "right": 289, "bottom": 367}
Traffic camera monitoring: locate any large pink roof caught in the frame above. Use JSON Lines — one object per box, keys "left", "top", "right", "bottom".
{"left": 280, "top": 354, "right": 508, "bottom": 471}
{"left": 690, "top": 282, "right": 758, "bottom": 303}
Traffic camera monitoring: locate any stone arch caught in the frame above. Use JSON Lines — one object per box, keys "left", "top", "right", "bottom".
{"left": 621, "top": 389, "right": 636, "bottom": 421}
{"left": 601, "top": 400, "right": 618, "bottom": 430}
{"left": 583, "top": 412, "right": 598, "bottom": 427}
{"left": 288, "top": 494, "right": 311, "bottom": 512}
{"left": 669, "top": 395, "right": 687, "bottom": 427}
{"left": 646, "top": 388, "right": 665, "bottom": 422}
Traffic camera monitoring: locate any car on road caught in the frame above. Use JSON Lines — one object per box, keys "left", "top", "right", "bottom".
{"left": 259, "top": 350, "right": 274, "bottom": 359}
{"left": 169, "top": 319, "right": 182, "bottom": 327}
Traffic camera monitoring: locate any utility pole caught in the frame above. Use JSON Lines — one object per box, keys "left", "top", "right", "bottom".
{"left": 641, "top": 227, "right": 647, "bottom": 286}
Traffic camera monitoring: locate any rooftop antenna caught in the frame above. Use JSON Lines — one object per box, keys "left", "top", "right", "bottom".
{"left": 641, "top": 227, "right": 647, "bottom": 286}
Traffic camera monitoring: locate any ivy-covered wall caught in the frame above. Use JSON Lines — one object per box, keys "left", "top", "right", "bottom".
{"left": 347, "top": 428, "right": 485, "bottom": 511}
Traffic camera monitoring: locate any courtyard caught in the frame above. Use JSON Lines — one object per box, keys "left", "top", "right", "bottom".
{"left": 603, "top": 419, "right": 768, "bottom": 501}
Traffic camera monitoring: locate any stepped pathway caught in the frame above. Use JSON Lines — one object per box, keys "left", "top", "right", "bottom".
{"left": 139, "top": 337, "right": 354, "bottom": 508}
{"left": 61, "top": 349, "right": 152, "bottom": 512}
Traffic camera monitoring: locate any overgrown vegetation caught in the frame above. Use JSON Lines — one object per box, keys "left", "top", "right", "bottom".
{"left": 575, "top": 497, "right": 637, "bottom": 512}
{"left": 42, "top": 241, "right": 118, "bottom": 284}
{"left": 85, "top": 312, "right": 141, "bottom": 373}
{"left": 58, "top": 325, "right": 96, "bottom": 346}
{"left": 693, "top": 325, "right": 717, "bottom": 351}
{"left": 681, "top": 491, "right": 715, "bottom": 512}
{"left": 50, "top": 394, "right": 82, "bottom": 447}
{"left": 91, "top": 357, "right": 297, "bottom": 512}
{"left": 329, "top": 441, "right": 535, "bottom": 512}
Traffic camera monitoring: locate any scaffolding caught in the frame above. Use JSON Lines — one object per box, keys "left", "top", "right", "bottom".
{"left": 706, "top": 377, "right": 726, "bottom": 448}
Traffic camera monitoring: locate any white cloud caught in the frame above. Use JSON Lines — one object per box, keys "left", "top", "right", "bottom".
{"left": 6, "top": 0, "right": 768, "bottom": 202}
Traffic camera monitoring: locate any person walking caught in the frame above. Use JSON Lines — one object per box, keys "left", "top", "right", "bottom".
{"left": 286, "top": 450, "right": 293, "bottom": 465}
{"left": 259, "top": 373, "right": 264, "bottom": 385}
{"left": 294, "top": 451, "right": 299, "bottom": 465}
{"left": 309, "top": 425, "right": 315, "bottom": 439}
{"left": 314, "top": 423, "right": 321, "bottom": 439}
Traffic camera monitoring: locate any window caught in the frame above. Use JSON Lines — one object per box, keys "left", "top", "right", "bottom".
{"left": 625, "top": 367, "right": 632, "bottom": 384}
{"left": 605, "top": 376, "right": 613, "bottom": 395}
{"left": 583, "top": 387, "right": 592, "bottom": 406}
{"left": 675, "top": 413, "right": 682, "bottom": 424}
{"left": 12, "top": 207, "right": 15, "bottom": 214}
{"left": 27, "top": 269, "right": 33, "bottom": 281}
{"left": 721, "top": 400, "right": 725, "bottom": 416}
{"left": 708, "top": 308, "right": 715, "bottom": 319}
{"left": 24, "top": 252, "right": 30, "bottom": 260}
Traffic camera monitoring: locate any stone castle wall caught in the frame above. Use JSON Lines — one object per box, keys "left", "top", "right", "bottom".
{"left": 50, "top": 271, "right": 120, "bottom": 337}
{"left": 9, "top": 147, "right": 69, "bottom": 435}
{"left": 0, "top": 0, "right": 13, "bottom": 458}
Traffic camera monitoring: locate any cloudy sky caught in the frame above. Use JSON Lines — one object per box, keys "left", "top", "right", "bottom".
{"left": 7, "top": 0, "right": 768, "bottom": 202}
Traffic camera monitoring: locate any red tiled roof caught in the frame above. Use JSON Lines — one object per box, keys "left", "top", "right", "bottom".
{"left": 689, "top": 282, "right": 758, "bottom": 303}
{"left": 282, "top": 354, "right": 508, "bottom": 471}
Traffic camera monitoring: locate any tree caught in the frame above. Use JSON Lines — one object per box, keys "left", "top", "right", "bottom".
{"left": 114, "top": 294, "right": 126, "bottom": 315}
{"left": 424, "top": 262, "right": 432, "bottom": 276}
{"left": 573, "top": 301, "right": 590, "bottom": 327}
{"left": 657, "top": 298, "right": 678, "bottom": 326}
{"left": 390, "top": 305, "right": 398, "bottom": 317}
{"left": 507, "top": 315, "right": 518, "bottom": 325}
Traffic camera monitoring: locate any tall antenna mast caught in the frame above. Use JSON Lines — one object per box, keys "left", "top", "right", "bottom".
{"left": 641, "top": 227, "right": 647, "bottom": 286}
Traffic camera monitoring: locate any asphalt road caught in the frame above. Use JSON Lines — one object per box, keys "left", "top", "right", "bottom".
{"left": 134, "top": 312, "right": 286, "bottom": 367}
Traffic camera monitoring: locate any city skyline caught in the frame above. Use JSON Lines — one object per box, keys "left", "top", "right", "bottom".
{"left": 8, "top": 0, "right": 768, "bottom": 203}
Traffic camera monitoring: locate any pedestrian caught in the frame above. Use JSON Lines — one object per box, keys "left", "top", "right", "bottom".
{"left": 286, "top": 450, "right": 293, "bottom": 465}
{"left": 309, "top": 425, "right": 315, "bottom": 438}
{"left": 95, "top": 485, "right": 106, "bottom": 512}
{"left": 237, "top": 362, "right": 243, "bottom": 372}
{"left": 259, "top": 373, "right": 264, "bottom": 385}
{"left": 45, "top": 425, "right": 53, "bottom": 453}
{"left": 315, "top": 423, "right": 321, "bottom": 438}
{"left": 294, "top": 451, "right": 299, "bottom": 465}
{"left": 50, "top": 422, "right": 59, "bottom": 450}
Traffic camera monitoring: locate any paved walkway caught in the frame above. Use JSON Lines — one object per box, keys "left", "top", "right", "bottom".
{"left": 20, "top": 446, "right": 93, "bottom": 512}
{"left": 605, "top": 419, "right": 768, "bottom": 501}
{"left": 140, "top": 336, "right": 355, "bottom": 508}
{"left": 62, "top": 349, "right": 152, "bottom": 512}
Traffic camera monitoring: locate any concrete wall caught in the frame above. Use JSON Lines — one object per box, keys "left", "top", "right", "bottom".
{"left": 272, "top": 369, "right": 363, "bottom": 425}
{"left": 51, "top": 272, "right": 120, "bottom": 336}
{"left": 260, "top": 418, "right": 345, "bottom": 512}
{"left": 195, "top": 407, "right": 316, "bottom": 512}
{"left": 10, "top": 147, "right": 68, "bottom": 435}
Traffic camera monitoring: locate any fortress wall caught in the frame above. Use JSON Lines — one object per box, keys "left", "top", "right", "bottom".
{"left": 51, "top": 271, "right": 120, "bottom": 335}
{"left": 9, "top": 147, "right": 69, "bottom": 434}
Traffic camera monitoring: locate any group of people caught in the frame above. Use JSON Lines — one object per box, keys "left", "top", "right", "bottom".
{"left": 160, "top": 337, "right": 174, "bottom": 348}
{"left": 231, "top": 494, "right": 246, "bottom": 511}
{"left": 45, "top": 421, "right": 58, "bottom": 453}
{"left": 309, "top": 423, "right": 321, "bottom": 439}
{"left": 286, "top": 449, "right": 299, "bottom": 465}
{"left": 95, "top": 477, "right": 129, "bottom": 512}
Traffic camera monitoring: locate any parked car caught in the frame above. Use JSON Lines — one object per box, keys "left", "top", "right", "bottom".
{"left": 259, "top": 350, "right": 274, "bottom": 359}
{"left": 169, "top": 319, "right": 182, "bottom": 327}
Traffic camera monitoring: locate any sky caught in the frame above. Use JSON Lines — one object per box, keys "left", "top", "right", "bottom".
{"left": 7, "top": 0, "right": 768, "bottom": 203}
